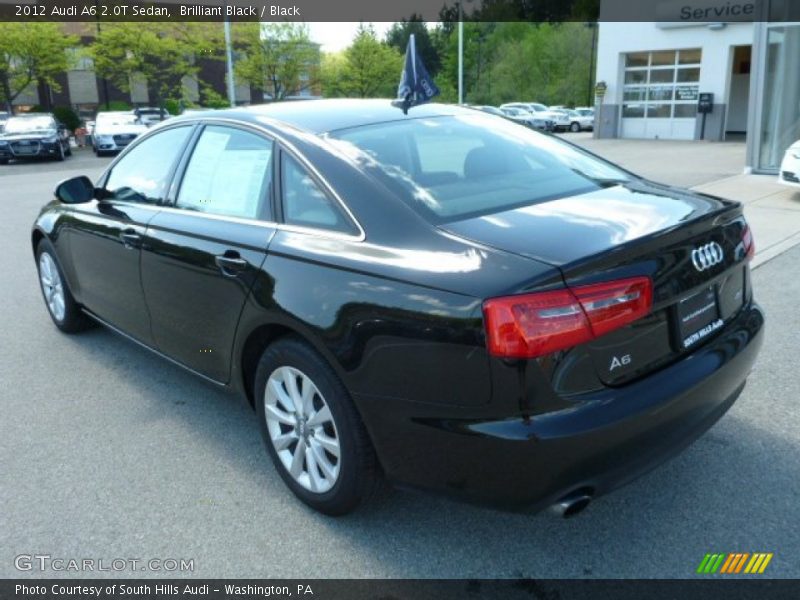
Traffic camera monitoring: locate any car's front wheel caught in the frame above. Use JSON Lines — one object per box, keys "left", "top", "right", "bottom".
{"left": 570, "top": 122, "right": 581, "bottom": 132}
{"left": 36, "top": 239, "right": 92, "bottom": 333}
{"left": 254, "top": 336, "right": 382, "bottom": 515}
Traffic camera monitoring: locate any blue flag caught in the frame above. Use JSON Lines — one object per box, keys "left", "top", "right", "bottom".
{"left": 396, "top": 34, "right": 440, "bottom": 114}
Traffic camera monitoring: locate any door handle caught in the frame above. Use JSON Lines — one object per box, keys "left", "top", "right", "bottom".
{"left": 120, "top": 230, "right": 141, "bottom": 249}
{"left": 215, "top": 252, "right": 248, "bottom": 277}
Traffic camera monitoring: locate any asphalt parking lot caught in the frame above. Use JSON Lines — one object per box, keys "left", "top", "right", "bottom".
{"left": 1, "top": 148, "right": 799, "bottom": 579}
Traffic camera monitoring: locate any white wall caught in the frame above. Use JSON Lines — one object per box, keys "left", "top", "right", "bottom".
{"left": 596, "top": 20, "right": 754, "bottom": 136}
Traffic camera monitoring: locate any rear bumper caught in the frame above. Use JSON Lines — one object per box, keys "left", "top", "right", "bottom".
{"left": 356, "top": 301, "right": 764, "bottom": 511}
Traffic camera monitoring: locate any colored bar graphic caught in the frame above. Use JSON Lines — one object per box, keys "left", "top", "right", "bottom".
{"left": 759, "top": 553, "right": 773, "bottom": 573}
{"left": 719, "top": 554, "right": 736, "bottom": 573}
{"left": 696, "top": 554, "right": 712, "bottom": 574}
{"left": 702, "top": 552, "right": 773, "bottom": 575}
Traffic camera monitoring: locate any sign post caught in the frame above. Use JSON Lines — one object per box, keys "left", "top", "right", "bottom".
{"left": 698, "top": 92, "right": 714, "bottom": 140}
{"left": 594, "top": 81, "right": 607, "bottom": 138}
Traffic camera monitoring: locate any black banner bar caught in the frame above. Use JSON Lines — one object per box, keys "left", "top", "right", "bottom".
{"left": 0, "top": 0, "right": 799, "bottom": 22}
{"left": 2, "top": 580, "right": 800, "bottom": 600}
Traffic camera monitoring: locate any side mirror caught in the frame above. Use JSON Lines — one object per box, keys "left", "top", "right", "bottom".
{"left": 55, "top": 176, "right": 95, "bottom": 204}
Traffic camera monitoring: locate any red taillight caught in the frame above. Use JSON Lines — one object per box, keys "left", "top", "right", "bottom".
{"left": 483, "top": 277, "right": 652, "bottom": 359}
{"left": 742, "top": 224, "right": 755, "bottom": 260}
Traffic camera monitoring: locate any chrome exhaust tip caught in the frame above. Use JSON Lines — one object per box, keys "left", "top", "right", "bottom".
{"left": 549, "top": 490, "right": 593, "bottom": 518}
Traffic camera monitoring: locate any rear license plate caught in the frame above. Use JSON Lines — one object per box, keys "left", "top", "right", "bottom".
{"left": 677, "top": 284, "right": 723, "bottom": 349}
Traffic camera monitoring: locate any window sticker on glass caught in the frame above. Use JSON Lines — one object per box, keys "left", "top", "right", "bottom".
{"left": 178, "top": 127, "right": 272, "bottom": 220}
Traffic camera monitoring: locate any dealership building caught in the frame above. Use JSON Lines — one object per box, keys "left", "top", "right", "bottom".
{"left": 595, "top": 1, "right": 800, "bottom": 174}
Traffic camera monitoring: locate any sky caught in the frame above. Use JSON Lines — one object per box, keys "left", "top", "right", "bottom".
{"left": 306, "top": 22, "right": 396, "bottom": 52}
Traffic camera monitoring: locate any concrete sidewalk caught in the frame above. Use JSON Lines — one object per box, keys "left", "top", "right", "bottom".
{"left": 692, "top": 175, "right": 800, "bottom": 269}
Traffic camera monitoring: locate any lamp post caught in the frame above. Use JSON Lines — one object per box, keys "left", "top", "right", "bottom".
{"left": 458, "top": 2, "right": 464, "bottom": 104}
{"left": 223, "top": 0, "right": 236, "bottom": 107}
{"left": 586, "top": 22, "right": 598, "bottom": 107}
{"left": 94, "top": 0, "right": 110, "bottom": 109}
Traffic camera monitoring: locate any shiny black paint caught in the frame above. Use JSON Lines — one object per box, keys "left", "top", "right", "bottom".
{"left": 32, "top": 101, "right": 764, "bottom": 510}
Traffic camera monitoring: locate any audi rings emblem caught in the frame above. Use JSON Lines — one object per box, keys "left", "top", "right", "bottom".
{"left": 691, "top": 242, "right": 724, "bottom": 272}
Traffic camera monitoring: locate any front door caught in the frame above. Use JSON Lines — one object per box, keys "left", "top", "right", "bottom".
{"left": 140, "top": 124, "right": 276, "bottom": 382}
{"left": 67, "top": 125, "right": 195, "bottom": 344}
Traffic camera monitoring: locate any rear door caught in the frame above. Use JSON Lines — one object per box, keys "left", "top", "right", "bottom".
{"left": 140, "top": 123, "right": 276, "bottom": 382}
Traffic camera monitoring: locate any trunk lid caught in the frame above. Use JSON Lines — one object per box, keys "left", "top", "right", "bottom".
{"left": 443, "top": 181, "right": 752, "bottom": 387}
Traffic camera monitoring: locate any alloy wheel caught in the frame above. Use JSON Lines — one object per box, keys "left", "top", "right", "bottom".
{"left": 39, "top": 252, "right": 65, "bottom": 321}
{"left": 264, "top": 366, "right": 341, "bottom": 493}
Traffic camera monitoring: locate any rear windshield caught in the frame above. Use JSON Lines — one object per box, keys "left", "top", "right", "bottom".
{"left": 329, "top": 114, "right": 631, "bottom": 223}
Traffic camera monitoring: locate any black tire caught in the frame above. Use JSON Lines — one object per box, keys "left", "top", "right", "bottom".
{"left": 254, "top": 335, "right": 382, "bottom": 515}
{"left": 0, "top": 158, "right": 8, "bottom": 165}
{"left": 55, "top": 143, "right": 65, "bottom": 161}
{"left": 35, "top": 238, "right": 92, "bottom": 333}
{"left": 65, "top": 143, "right": 72, "bottom": 157}
{"left": 570, "top": 122, "right": 581, "bottom": 133}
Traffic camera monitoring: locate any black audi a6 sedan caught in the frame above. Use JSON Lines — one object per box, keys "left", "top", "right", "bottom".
{"left": 0, "top": 114, "right": 72, "bottom": 164}
{"left": 32, "top": 100, "right": 763, "bottom": 516}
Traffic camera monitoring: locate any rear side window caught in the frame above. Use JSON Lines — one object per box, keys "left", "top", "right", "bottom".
{"left": 281, "top": 153, "right": 358, "bottom": 235}
{"left": 176, "top": 126, "right": 273, "bottom": 220}
{"left": 105, "top": 126, "right": 192, "bottom": 205}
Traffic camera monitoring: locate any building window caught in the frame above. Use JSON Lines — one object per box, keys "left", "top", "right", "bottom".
{"left": 66, "top": 48, "right": 94, "bottom": 71}
{"left": 622, "top": 48, "right": 702, "bottom": 120}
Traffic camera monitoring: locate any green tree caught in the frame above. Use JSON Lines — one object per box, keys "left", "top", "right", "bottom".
{"left": 385, "top": 15, "right": 440, "bottom": 76}
{"left": 488, "top": 23, "right": 593, "bottom": 106}
{"left": 338, "top": 24, "right": 403, "bottom": 98}
{"left": 91, "top": 23, "right": 218, "bottom": 109}
{"left": 0, "top": 23, "right": 77, "bottom": 114}
{"left": 319, "top": 52, "right": 349, "bottom": 98}
{"left": 236, "top": 23, "right": 319, "bottom": 100}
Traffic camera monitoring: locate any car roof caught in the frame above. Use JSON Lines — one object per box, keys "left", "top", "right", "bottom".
{"left": 204, "top": 99, "right": 479, "bottom": 135}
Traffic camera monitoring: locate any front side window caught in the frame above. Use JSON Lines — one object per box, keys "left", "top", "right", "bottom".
{"left": 329, "top": 114, "right": 630, "bottom": 223}
{"left": 176, "top": 126, "right": 273, "bottom": 220}
{"left": 104, "top": 126, "right": 192, "bottom": 205}
{"left": 281, "top": 153, "right": 357, "bottom": 235}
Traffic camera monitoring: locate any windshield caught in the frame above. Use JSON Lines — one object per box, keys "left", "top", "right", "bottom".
{"left": 329, "top": 114, "right": 632, "bottom": 223}
{"left": 4, "top": 116, "right": 55, "bottom": 134}
{"left": 97, "top": 113, "right": 139, "bottom": 126}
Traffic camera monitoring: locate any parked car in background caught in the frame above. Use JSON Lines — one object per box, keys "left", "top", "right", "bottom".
{"left": 541, "top": 109, "right": 572, "bottom": 132}
{"left": 501, "top": 102, "right": 548, "bottom": 115}
{"left": 779, "top": 140, "right": 800, "bottom": 188}
{"left": 31, "top": 100, "right": 763, "bottom": 516}
{"left": 134, "top": 106, "right": 171, "bottom": 127}
{"left": 92, "top": 111, "right": 148, "bottom": 156}
{"left": 499, "top": 106, "right": 554, "bottom": 132}
{"left": 472, "top": 105, "right": 505, "bottom": 117}
{"left": 565, "top": 109, "right": 594, "bottom": 132}
{"left": 181, "top": 107, "right": 216, "bottom": 115}
{"left": 0, "top": 113, "right": 71, "bottom": 164}
{"left": 575, "top": 107, "right": 595, "bottom": 117}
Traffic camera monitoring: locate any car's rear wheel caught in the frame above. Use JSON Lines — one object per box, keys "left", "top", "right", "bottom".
{"left": 36, "top": 239, "right": 92, "bottom": 333}
{"left": 0, "top": 158, "right": 8, "bottom": 165}
{"left": 570, "top": 122, "right": 581, "bottom": 132}
{"left": 254, "top": 336, "right": 382, "bottom": 515}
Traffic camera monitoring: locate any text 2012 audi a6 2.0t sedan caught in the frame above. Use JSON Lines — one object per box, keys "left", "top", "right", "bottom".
{"left": 32, "top": 100, "right": 763, "bottom": 516}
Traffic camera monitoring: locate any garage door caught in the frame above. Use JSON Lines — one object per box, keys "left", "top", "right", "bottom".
{"left": 621, "top": 49, "right": 701, "bottom": 140}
